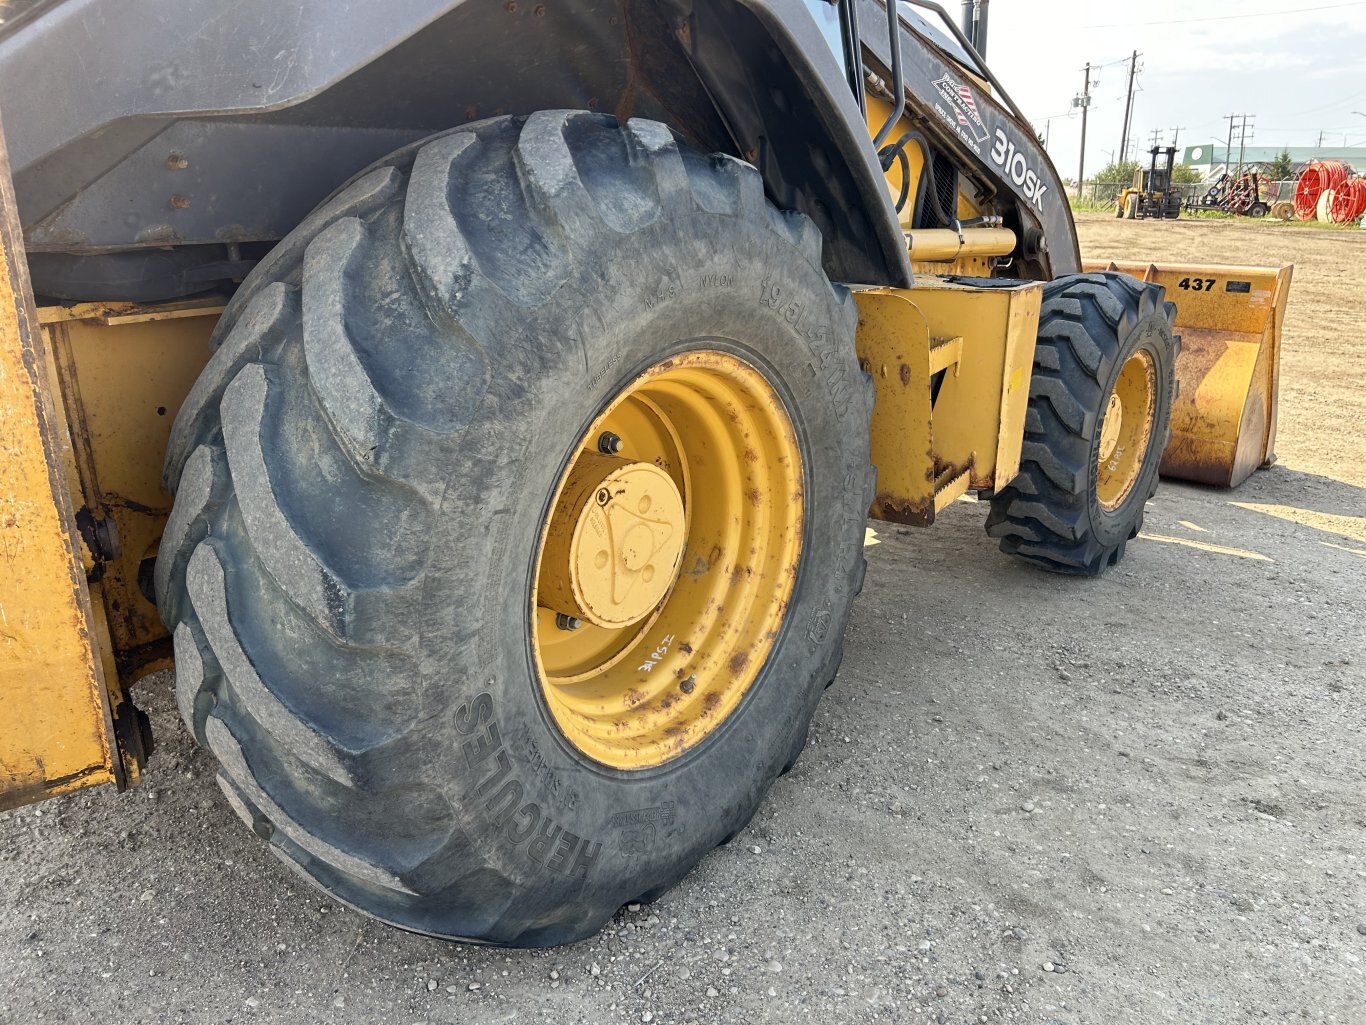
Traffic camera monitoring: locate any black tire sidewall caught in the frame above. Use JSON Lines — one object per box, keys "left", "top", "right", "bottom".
{"left": 410, "top": 208, "right": 866, "bottom": 922}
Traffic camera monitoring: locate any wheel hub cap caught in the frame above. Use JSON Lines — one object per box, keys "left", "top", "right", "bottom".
{"left": 537, "top": 453, "right": 687, "bottom": 629}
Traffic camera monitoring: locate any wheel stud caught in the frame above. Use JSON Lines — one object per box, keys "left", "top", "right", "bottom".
{"left": 598, "top": 431, "right": 623, "bottom": 455}
{"left": 680, "top": 675, "right": 696, "bottom": 694}
{"left": 555, "top": 613, "right": 583, "bottom": 631}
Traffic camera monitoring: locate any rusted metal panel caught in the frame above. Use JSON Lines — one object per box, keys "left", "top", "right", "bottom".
{"left": 42, "top": 299, "right": 221, "bottom": 679}
{"left": 0, "top": 110, "right": 121, "bottom": 810}
{"left": 1085, "top": 261, "right": 1293, "bottom": 487}
{"left": 856, "top": 289, "right": 937, "bottom": 525}
{"left": 854, "top": 277, "right": 1041, "bottom": 527}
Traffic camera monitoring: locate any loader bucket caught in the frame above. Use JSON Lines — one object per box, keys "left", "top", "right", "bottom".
{"left": 1083, "top": 261, "right": 1293, "bottom": 488}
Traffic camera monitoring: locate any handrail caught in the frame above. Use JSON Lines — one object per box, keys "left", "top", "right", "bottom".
{"left": 898, "top": 1, "right": 1030, "bottom": 131}
{"left": 871, "top": 0, "right": 906, "bottom": 149}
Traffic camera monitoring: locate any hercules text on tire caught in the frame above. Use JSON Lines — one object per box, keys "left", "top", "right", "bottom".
{"left": 155, "top": 112, "right": 873, "bottom": 945}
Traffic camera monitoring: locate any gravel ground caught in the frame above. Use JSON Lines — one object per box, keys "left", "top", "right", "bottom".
{"left": 3, "top": 222, "right": 1363, "bottom": 1025}
{"left": 4, "top": 465, "right": 1363, "bottom": 1024}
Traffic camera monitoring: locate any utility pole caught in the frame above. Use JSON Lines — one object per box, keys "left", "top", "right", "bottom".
{"left": 1075, "top": 62, "right": 1093, "bottom": 195}
{"left": 1317, "top": 129, "right": 1325, "bottom": 148}
{"left": 1119, "top": 50, "right": 1140, "bottom": 164}
{"left": 1223, "top": 114, "right": 1238, "bottom": 171}
{"left": 1236, "top": 115, "right": 1254, "bottom": 172}
{"left": 1148, "top": 128, "right": 1162, "bottom": 150}
{"left": 1169, "top": 127, "right": 1185, "bottom": 147}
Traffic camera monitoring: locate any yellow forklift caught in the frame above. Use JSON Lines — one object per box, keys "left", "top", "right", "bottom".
{"left": 1117, "top": 146, "right": 1184, "bottom": 219}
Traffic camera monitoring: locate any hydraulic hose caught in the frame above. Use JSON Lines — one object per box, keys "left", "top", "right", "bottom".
{"left": 878, "top": 129, "right": 957, "bottom": 225}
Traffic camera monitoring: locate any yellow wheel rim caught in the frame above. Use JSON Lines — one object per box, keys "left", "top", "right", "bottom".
{"left": 531, "top": 351, "right": 803, "bottom": 770}
{"left": 1096, "top": 350, "right": 1157, "bottom": 511}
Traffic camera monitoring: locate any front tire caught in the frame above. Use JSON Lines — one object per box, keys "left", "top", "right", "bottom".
{"left": 986, "top": 272, "right": 1178, "bottom": 575}
{"left": 156, "top": 112, "right": 873, "bottom": 945}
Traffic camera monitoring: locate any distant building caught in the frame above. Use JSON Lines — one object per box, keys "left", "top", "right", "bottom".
{"left": 1181, "top": 143, "right": 1366, "bottom": 178}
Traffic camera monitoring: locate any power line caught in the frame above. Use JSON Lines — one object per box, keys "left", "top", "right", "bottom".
{"left": 1254, "top": 125, "right": 1364, "bottom": 133}
{"left": 1085, "top": 0, "right": 1366, "bottom": 28}
{"left": 1286, "top": 85, "right": 1366, "bottom": 118}
{"left": 1088, "top": 54, "right": 1141, "bottom": 70}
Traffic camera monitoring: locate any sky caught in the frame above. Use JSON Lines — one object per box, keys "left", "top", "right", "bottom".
{"left": 974, "top": 0, "right": 1366, "bottom": 177}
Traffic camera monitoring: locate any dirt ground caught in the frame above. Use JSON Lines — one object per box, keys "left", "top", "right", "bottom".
{"left": 2, "top": 216, "right": 1363, "bottom": 1025}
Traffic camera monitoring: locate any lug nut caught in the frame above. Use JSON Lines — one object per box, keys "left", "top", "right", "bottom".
{"left": 596, "top": 488, "right": 611, "bottom": 506}
{"left": 555, "top": 614, "right": 583, "bottom": 631}
{"left": 680, "top": 675, "right": 696, "bottom": 694}
{"left": 598, "top": 432, "right": 623, "bottom": 455}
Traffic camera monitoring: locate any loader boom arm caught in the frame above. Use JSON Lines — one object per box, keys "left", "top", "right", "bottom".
{"left": 857, "top": 0, "right": 1080, "bottom": 278}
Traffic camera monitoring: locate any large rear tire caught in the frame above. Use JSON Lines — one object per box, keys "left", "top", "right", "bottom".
{"left": 156, "top": 112, "right": 873, "bottom": 945}
{"left": 986, "top": 272, "right": 1177, "bottom": 575}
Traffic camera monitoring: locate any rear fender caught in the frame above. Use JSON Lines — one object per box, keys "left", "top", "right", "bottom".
{"left": 0, "top": 0, "right": 910, "bottom": 292}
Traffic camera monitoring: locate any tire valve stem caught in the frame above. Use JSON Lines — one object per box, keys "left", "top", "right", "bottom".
{"left": 555, "top": 614, "right": 583, "bottom": 632}
{"left": 598, "top": 432, "right": 623, "bottom": 455}
{"left": 680, "top": 675, "right": 696, "bottom": 694}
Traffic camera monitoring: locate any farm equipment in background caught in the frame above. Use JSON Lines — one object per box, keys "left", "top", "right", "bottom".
{"left": 0, "top": 0, "right": 1293, "bottom": 947}
{"left": 1190, "top": 169, "right": 1270, "bottom": 217}
{"left": 1116, "top": 146, "right": 1183, "bottom": 220}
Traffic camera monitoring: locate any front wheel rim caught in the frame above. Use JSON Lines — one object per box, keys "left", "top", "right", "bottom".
{"left": 531, "top": 350, "right": 804, "bottom": 770}
{"left": 1096, "top": 349, "right": 1157, "bottom": 510}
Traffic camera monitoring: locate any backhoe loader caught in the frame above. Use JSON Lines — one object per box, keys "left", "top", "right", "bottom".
{"left": 0, "top": 0, "right": 1291, "bottom": 945}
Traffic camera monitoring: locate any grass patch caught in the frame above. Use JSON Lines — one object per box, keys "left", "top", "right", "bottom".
{"left": 1069, "top": 196, "right": 1118, "bottom": 214}
{"left": 1069, "top": 197, "right": 1361, "bottom": 230}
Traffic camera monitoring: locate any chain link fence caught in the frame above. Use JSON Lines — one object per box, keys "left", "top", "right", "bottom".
{"left": 1076, "top": 179, "right": 1299, "bottom": 210}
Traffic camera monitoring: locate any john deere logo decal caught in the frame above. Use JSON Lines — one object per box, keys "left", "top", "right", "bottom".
{"left": 933, "top": 75, "right": 989, "bottom": 144}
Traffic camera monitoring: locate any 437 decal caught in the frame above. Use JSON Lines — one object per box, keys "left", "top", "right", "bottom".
{"left": 1178, "top": 277, "right": 1216, "bottom": 291}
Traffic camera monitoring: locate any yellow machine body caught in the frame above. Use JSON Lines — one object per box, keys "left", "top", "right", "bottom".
{"left": 853, "top": 93, "right": 1044, "bottom": 527}
{"left": 1086, "top": 261, "right": 1293, "bottom": 487}
{"left": 1114, "top": 167, "right": 1145, "bottom": 219}
{"left": 0, "top": 298, "right": 219, "bottom": 808}
{"left": 0, "top": 144, "right": 124, "bottom": 807}
{"left": 0, "top": 104, "right": 221, "bottom": 808}
{"left": 855, "top": 279, "right": 1041, "bottom": 525}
